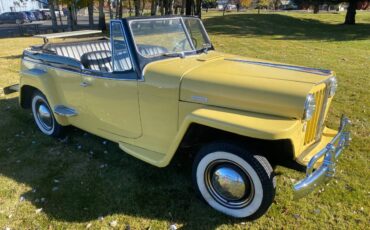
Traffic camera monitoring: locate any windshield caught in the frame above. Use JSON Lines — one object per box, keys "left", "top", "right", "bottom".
{"left": 129, "top": 17, "right": 211, "bottom": 58}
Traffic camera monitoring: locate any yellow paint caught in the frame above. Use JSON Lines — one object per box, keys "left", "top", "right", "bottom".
{"left": 20, "top": 50, "right": 337, "bottom": 168}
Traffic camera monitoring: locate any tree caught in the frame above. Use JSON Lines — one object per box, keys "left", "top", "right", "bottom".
{"left": 345, "top": 0, "right": 358, "bottom": 24}
{"left": 151, "top": 0, "right": 157, "bottom": 15}
{"left": 87, "top": 0, "right": 94, "bottom": 29}
{"left": 98, "top": 0, "right": 107, "bottom": 31}
{"left": 108, "top": 0, "right": 113, "bottom": 19}
{"left": 49, "top": 0, "right": 58, "bottom": 32}
{"left": 240, "top": 0, "right": 253, "bottom": 8}
{"left": 255, "top": 0, "right": 269, "bottom": 13}
{"left": 135, "top": 0, "right": 141, "bottom": 16}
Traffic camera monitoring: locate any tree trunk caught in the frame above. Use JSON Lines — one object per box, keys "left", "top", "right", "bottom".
{"left": 88, "top": 0, "right": 94, "bottom": 29}
{"left": 151, "top": 0, "right": 157, "bottom": 15}
{"left": 135, "top": 0, "right": 141, "bottom": 16}
{"left": 167, "top": 0, "right": 173, "bottom": 14}
{"left": 99, "top": 0, "right": 107, "bottom": 31}
{"left": 129, "top": 0, "right": 133, "bottom": 16}
{"left": 142, "top": 0, "right": 146, "bottom": 15}
{"left": 108, "top": 0, "right": 113, "bottom": 19}
{"left": 196, "top": 0, "right": 201, "bottom": 18}
{"left": 181, "top": 0, "right": 185, "bottom": 15}
{"left": 185, "top": 0, "right": 192, "bottom": 15}
{"left": 119, "top": 0, "right": 123, "bottom": 18}
{"left": 67, "top": 5, "right": 74, "bottom": 31}
{"left": 49, "top": 0, "right": 58, "bottom": 32}
{"left": 160, "top": 0, "right": 164, "bottom": 15}
{"left": 223, "top": 0, "right": 230, "bottom": 16}
{"left": 345, "top": 0, "right": 358, "bottom": 24}
{"left": 313, "top": 3, "right": 319, "bottom": 14}
{"left": 56, "top": 0, "right": 64, "bottom": 32}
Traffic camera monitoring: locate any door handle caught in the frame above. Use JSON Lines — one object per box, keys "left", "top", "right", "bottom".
{"left": 80, "top": 81, "right": 90, "bottom": 87}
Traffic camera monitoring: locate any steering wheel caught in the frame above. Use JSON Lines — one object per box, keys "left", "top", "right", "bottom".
{"left": 172, "top": 37, "right": 198, "bottom": 52}
{"left": 172, "top": 38, "right": 187, "bottom": 52}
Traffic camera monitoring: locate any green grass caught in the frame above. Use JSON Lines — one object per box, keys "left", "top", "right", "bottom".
{"left": 0, "top": 11, "right": 369, "bottom": 229}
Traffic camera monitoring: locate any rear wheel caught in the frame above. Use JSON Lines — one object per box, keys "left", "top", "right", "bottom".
{"left": 31, "top": 91, "right": 64, "bottom": 137}
{"left": 192, "top": 142, "right": 275, "bottom": 220}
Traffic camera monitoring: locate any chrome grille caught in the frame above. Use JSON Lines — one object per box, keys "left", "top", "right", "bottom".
{"left": 304, "top": 84, "right": 328, "bottom": 145}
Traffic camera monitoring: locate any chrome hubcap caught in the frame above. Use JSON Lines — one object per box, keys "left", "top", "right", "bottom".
{"left": 36, "top": 103, "right": 53, "bottom": 131}
{"left": 205, "top": 160, "right": 254, "bottom": 209}
{"left": 212, "top": 167, "right": 246, "bottom": 201}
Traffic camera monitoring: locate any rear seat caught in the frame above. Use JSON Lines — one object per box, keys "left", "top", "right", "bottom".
{"left": 48, "top": 40, "right": 111, "bottom": 61}
{"left": 48, "top": 41, "right": 167, "bottom": 72}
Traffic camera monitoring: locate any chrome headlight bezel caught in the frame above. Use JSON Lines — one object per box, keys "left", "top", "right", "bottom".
{"left": 304, "top": 94, "right": 316, "bottom": 121}
{"left": 328, "top": 77, "right": 338, "bottom": 97}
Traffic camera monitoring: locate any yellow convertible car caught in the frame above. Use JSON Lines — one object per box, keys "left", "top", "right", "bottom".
{"left": 19, "top": 16, "right": 351, "bottom": 219}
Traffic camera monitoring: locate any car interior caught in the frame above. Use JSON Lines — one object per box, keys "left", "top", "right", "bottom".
{"left": 44, "top": 38, "right": 168, "bottom": 73}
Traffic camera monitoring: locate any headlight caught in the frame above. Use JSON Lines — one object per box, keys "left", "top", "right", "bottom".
{"left": 304, "top": 94, "right": 316, "bottom": 120}
{"left": 328, "top": 77, "right": 337, "bottom": 97}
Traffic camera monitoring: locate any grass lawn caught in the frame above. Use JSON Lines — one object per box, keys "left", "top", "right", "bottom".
{"left": 0, "top": 11, "right": 369, "bottom": 229}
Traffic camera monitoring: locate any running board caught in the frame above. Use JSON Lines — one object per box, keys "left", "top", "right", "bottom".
{"left": 54, "top": 105, "right": 78, "bottom": 117}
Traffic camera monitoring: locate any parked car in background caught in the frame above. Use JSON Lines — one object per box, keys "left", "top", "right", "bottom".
{"left": 22, "top": 11, "right": 36, "bottom": 22}
{"left": 55, "top": 10, "right": 64, "bottom": 17}
{"left": 31, "top": 10, "right": 45, "bottom": 20}
{"left": 39, "top": 9, "right": 51, "bottom": 19}
{"left": 0, "top": 12, "right": 28, "bottom": 24}
{"left": 39, "top": 8, "right": 64, "bottom": 18}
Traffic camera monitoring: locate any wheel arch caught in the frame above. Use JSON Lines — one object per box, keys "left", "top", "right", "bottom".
{"left": 164, "top": 107, "right": 300, "bottom": 167}
{"left": 20, "top": 85, "right": 41, "bottom": 109}
{"left": 177, "top": 123, "right": 295, "bottom": 163}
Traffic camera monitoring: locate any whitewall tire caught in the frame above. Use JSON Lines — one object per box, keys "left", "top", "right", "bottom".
{"left": 31, "top": 91, "right": 64, "bottom": 137}
{"left": 192, "top": 142, "right": 276, "bottom": 220}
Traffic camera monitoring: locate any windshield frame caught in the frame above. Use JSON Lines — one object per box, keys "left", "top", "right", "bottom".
{"left": 127, "top": 16, "right": 212, "bottom": 59}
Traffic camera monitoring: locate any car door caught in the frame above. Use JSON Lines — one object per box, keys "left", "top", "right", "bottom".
{"left": 79, "top": 21, "right": 142, "bottom": 139}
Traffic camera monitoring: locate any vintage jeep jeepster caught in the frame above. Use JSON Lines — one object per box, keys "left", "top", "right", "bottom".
{"left": 19, "top": 16, "right": 351, "bottom": 219}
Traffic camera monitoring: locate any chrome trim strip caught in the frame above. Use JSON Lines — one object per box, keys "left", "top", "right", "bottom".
{"left": 224, "top": 58, "right": 332, "bottom": 76}
{"left": 22, "top": 59, "right": 138, "bottom": 82}
{"left": 54, "top": 105, "right": 78, "bottom": 117}
{"left": 293, "top": 115, "right": 351, "bottom": 199}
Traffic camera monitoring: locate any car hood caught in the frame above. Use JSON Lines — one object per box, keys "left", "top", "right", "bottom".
{"left": 180, "top": 51, "right": 333, "bottom": 118}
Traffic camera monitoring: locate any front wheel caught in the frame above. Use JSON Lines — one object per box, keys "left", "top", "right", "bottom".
{"left": 192, "top": 142, "right": 276, "bottom": 220}
{"left": 31, "top": 91, "right": 65, "bottom": 137}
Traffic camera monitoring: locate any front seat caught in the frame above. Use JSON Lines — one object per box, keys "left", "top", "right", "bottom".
{"left": 81, "top": 50, "right": 113, "bottom": 72}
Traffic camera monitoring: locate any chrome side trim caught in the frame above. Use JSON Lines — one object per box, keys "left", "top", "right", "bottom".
{"left": 225, "top": 58, "right": 332, "bottom": 76}
{"left": 293, "top": 115, "right": 351, "bottom": 199}
{"left": 22, "top": 59, "right": 138, "bottom": 82}
{"left": 54, "top": 105, "right": 78, "bottom": 117}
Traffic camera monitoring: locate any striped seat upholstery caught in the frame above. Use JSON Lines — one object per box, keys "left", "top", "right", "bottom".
{"left": 48, "top": 40, "right": 111, "bottom": 61}
{"left": 81, "top": 50, "right": 132, "bottom": 72}
{"left": 80, "top": 50, "right": 113, "bottom": 72}
{"left": 138, "top": 45, "right": 168, "bottom": 57}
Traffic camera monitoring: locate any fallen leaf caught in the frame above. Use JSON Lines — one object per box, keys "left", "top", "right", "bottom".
{"left": 110, "top": 220, "right": 118, "bottom": 227}
{"left": 36, "top": 208, "right": 43, "bottom": 214}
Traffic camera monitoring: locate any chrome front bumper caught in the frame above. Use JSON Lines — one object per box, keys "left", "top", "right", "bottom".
{"left": 293, "top": 115, "right": 351, "bottom": 199}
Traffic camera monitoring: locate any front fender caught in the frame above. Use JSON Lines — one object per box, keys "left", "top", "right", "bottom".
{"left": 159, "top": 102, "right": 302, "bottom": 167}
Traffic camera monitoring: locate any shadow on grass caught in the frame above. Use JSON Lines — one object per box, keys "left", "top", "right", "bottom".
{"left": 0, "top": 54, "right": 22, "bottom": 60}
{"left": 0, "top": 96, "right": 248, "bottom": 229}
{"left": 204, "top": 13, "right": 370, "bottom": 41}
